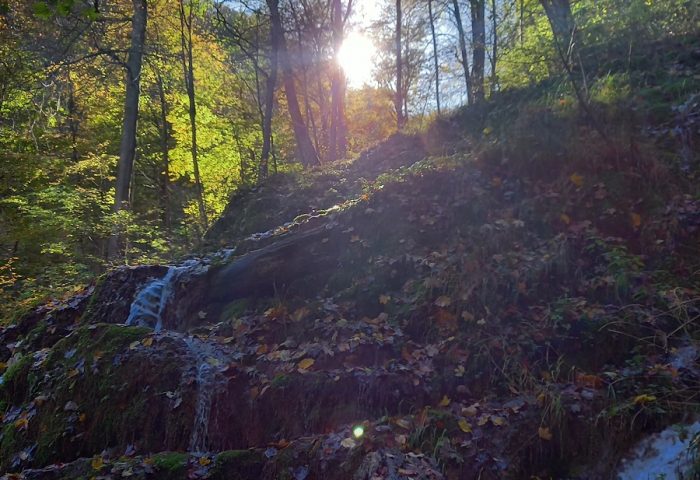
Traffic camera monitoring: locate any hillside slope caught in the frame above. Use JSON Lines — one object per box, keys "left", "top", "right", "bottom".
{"left": 1, "top": 37, "right": 700, "bottom": 480}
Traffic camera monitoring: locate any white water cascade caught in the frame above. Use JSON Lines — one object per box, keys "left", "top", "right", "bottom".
{"left": 184, "top": 336, "right": 230, "bottom": 452}
{"left": 125, "top": 258, "right": 210, "bottom": 332}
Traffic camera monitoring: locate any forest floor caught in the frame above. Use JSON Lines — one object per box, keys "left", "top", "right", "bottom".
{"left": 1, "top": 35, "right": 700, "bottom": 480}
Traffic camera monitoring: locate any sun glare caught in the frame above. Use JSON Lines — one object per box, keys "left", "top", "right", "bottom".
{"left": 337, "top": 32, "right": 376, "bottom": 88}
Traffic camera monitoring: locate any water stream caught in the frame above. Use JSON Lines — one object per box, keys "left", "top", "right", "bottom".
{"left": 183, "top": 335, "right": 230, "bottom": 452}
{"left": 124, "top": 258, "right": 213, "bottom": 331}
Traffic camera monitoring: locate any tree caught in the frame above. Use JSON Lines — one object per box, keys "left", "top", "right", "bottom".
{"left": 394, "top": 0, "right": 406, "bottom": 129}
{"left": 428, "top": 0, "right": 441, "bottom": 115}
{"left": 451, "top": 0, "right": 472, "bottom": 105}
{"left": 329, "top": 0, "right": 350, "bottom": 161}
{"left": 110, "top": 0, "right": 148, "bottom": 259}
{"left": 267, "top": 0, "right": 319, "bottom": 167}
{"left": 470, "top": 0, "right": 486, "bottom": 102}
{"left": 178, "top": 0, "right": 208, "bottom": 231}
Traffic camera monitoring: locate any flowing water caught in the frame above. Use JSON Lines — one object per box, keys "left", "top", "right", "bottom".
{"left": 123, "top": 248, "right": 241, "bottom": 451}
{"left": 184, "top": 336, "right": 230, "bottom": 452}
{"left": 125, "top": 258, "right": 212, "bottom": 331}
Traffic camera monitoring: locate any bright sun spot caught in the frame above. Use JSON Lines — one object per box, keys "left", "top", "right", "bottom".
{"left": 338, "top": 32, "right": 376, "bottom": 88}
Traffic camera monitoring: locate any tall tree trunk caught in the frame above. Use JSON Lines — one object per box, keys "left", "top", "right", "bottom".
{"left": 259, "top": 47, "right": 277, "bottom": 180}
{"left": 451, "top": 0, "right": 472, "bottom": 105}
{"left": 67, "top": 69, "right": 79, "bottom": 162}
{"left": 179, "top": 0, "right": 208, "bottom": 231}
{"left": 470, "top": 0, "right": 485, "bottom": 103}
{"left": 267, "top": 0, "right": 319, "bottom": 167}
{"left": 540, "top": 0, "right": 575, "bottom": 61}
{"left": 519, "top": 0, "right": 524, "bottom": 46}
{"left": 395, "top": 0, "right": 405, "bottom": 129}
{"left": 428, "top": 0, "right": 441, "bottom": 115}
{"left": 329, "top": 0, "right": 348, "bottom": 161}
{"left": 155, "top": 73, "right": 171, "bottom": 240}
{"left": 108, "top": 0, "right": 147, "bottom": 260}
{"left": 490, "top": 0, "right": 497, "bottom": 94}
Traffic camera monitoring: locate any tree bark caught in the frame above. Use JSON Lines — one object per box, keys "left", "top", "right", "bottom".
{"left": 179, "top": 0, "right": 208, "bottom": 231}
{"left": 395, "top": 0, "right": 405, "bottom": 129}
{"left": 267, "top": 0, "right": 320, "bottom": 167}
{"left": 428, "top": 0, "right": 441, "bottom": 115}
{"left": 470, "top": 0, "right": 485, "bottom": 103}
{"left": 451, "top": 0, "right": 472, "bottom": 105}
{"left": 259, "top": 24, "right": 278, "bottom": 180}
{"left": 540, "top": 0, "right": 575, "bottom": 61}
{"left": 109, "top": 0, "right": 147, "bottom": 260}
{"left": 490, "top": 0, "right": 497, "bottom": 95}
{"left": 329, "top": 0, "right": 348, "bottom": 161}
{"left": 155, "top": 72, "right": 172, "bottom": 240}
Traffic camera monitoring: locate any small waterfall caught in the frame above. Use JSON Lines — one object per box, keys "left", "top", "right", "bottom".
{"left": 184, "top": 336, "right": 229, "bottom": 452}
{"left": 125, "top": 268, "right": 176, "bottom": 331}
{"left": 125, "top": 259, "right": 209, "bottom": 331}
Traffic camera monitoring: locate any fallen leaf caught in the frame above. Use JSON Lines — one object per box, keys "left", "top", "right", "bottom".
{"left": 129, "top": 341, "right": 140, "bottom": 350}
{"left": 141, "top": 337, "right": 153, "bottom": 347}
{"left": 630, "top": 212, "right": 642, "bottom": 229}
{"left": 569, "top": 173, "right": 584, "bottom": 187}
{"left": 379, "top": 294, "right": 391, "bottom": 305}
{"left": 438, "top": 395, "right": 451, "bottom": 407}
{"left": 298, "top": 358, "right": 315, "bottom": 370}
{"left": 538, "top": 426, "right": 553, "bottom": 440}
{"left": 340, "top": 437, "right": 357, "bottom": 448}
{"left": 434, "top": 296, "right": 452, "bottom": 308}
{"left": 14, "top": 418, "right": 28, "bottom": 430}
{"left": 198, "top": 456, "right": 211, "bottom": 466}
{"left": 560, "top": 213, "right": 571, "bottom": 225}
{"left": 490, "top": 415, "right": 506, "bottom": 426}
{"left": 458, "top": 418, "right": 472, "bottom": 433}
{"left": 633, "top": 394, "right": 656, "bottom": 405}
{"left": 291, "top": 307, "right": 310, "bottom": 322}
{"left": 206, "top": 357, "right": 220, "bottom": 367}
{"left": 462, "top": 405, "right": 478, "bottom": 417}
{"left": 91, "top": 456, "right": 104, "bottom": 471}
{"left": 395, "top": 418, "right": 411, "bottom": 430}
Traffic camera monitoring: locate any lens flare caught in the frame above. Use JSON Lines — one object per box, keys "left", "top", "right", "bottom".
{"left": 352, "top": 425, "right": 365, "bottom": 438}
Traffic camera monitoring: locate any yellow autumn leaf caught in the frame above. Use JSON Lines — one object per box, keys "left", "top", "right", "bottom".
{"left": 91, "top": 456, "right": 104, "bottom": 470}
{"left": 379, "top": 294, "right": 391, "bottom": 305}
{"left": 141, "top": 337, "right": 153, "bottom": 347}
{"left": 490, "top": 415, "right": 506, "bottom": 426}
{"left": 438, "top": 395, "right": 451, "bottom": 407}
{"left": 538, "top": 426, "right": 553, "bottom": 440}
{"left": 291, "top": 307, "right": 310, "bottom": 322}
{"left": 458, "top": 418, "right": 472, "bottom": 433}
{"left": 434, "top": 296, "right": 452, "bottom": 308}
{"left": 569, "top": 173, "right": 584, "bottom": 187}
{"left": 199, "top": 456, "right": 212, "bottom": 466}
{"left": 633, "top": 394, "right": 656, "bottom": 404}
{"left": 560, "top": 213, "right": 571, "bottom": 225}
{"left": 298, "top": 358, "right": 315, "bottom": 370}
{"left": 14, "top": 418, "right": 28, "bottom": 430}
